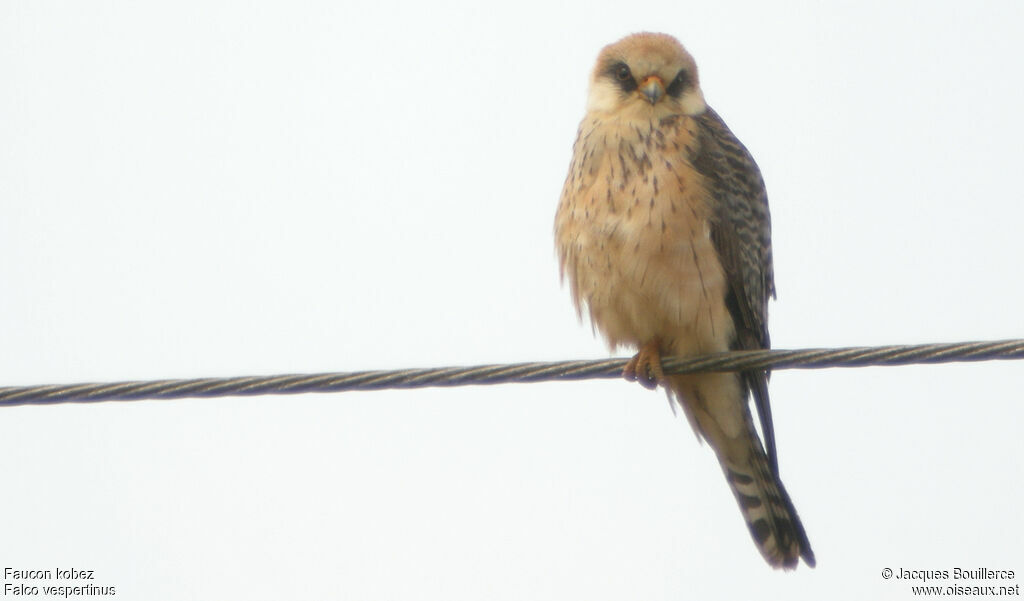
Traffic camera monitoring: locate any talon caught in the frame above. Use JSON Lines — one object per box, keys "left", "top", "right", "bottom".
{"left": 622, "top": 340, "right": 664, "bottom": 390}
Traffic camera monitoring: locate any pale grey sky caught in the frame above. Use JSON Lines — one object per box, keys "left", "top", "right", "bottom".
{"left": 2, "top": 1, "right": 1023, "bottom": 599}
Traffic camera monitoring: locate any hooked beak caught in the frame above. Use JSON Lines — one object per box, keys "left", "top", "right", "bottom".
{"left": 639, "top": 76, "right": 665, "bottom": 104}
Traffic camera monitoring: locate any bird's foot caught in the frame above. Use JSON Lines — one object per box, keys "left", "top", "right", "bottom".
{"left": 623, "top": 340, "right": 664, "bottom": 390}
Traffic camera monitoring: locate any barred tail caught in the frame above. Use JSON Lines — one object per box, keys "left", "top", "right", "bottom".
{"left": 667, "top": 372, "right": 814, "bottom": 568}
{"left": 721, "top": 440, "right": 815, "bottom": 569}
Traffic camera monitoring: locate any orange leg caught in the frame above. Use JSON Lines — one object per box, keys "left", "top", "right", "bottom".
{"left": 622, "top": 339, "right": 664, "bottom": 390}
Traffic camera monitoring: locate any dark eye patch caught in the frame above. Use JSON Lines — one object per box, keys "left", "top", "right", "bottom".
{"left": 607, "top": 61, "right": 637, "bottom": 93}
{"left": 666, "top": 69, "right": 691, "bottom": 97}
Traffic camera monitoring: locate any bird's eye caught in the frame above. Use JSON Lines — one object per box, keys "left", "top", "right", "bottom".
{"left": 666, "top": 69, "right": 690, "bottom": 97}
{"left": 614, "top": 63, "right": 632, "bottom": 82}
{"left": 608, "top": 62, "right": 637, "bottom": 92}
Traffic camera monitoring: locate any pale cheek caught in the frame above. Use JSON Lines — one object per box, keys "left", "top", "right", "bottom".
{"left": 680, "top": 89, "right": 707, "bottom": 116}
{"left": 585, "top": 83, "right": 622, "bottom": 114}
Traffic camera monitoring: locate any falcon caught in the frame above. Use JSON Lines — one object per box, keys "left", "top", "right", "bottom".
{"left": 555, "top": 32, "right": 815, "bottom": 569}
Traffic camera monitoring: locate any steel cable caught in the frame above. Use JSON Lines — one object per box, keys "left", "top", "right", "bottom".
{"left": 1, "top": 339, "right": 1022, "bottom": 408}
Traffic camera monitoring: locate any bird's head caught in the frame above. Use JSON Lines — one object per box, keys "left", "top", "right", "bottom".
{"left": 586, "top": 32, "right": 706, "bottom": 119}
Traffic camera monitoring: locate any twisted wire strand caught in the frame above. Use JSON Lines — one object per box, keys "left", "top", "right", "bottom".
{"left": 1, "top": 339, "right": 1022, "bottom": 408}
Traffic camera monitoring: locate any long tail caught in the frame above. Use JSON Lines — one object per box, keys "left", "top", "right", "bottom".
{"left": 669, "top": 372, "right": 814, "bottom": 569}
{"left": 720, "top": 434, "right": 815, "bottom": 569}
